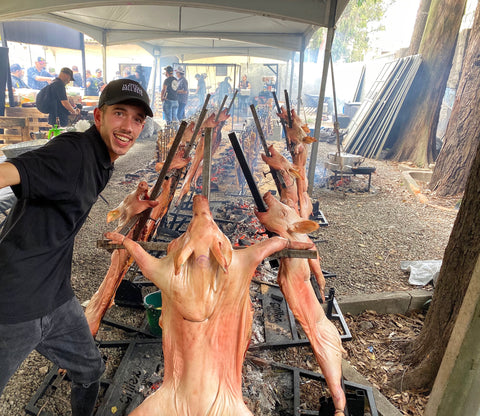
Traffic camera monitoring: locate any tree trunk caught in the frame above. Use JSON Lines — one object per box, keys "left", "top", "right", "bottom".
{"left": 392, "top": 118, "right": 480, "bottom": 391}
{"left": 408, "top": 0, "right": 433, "bottom": 55}
{"left": 429, "top": 3, "right": 480, "bottom": 196}
{"left": 388, "top": 0, "right": 467, "bottom": 167}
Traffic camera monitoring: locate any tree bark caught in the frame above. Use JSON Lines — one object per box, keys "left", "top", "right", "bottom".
{"left": 429, "top": 3, "right": 480, "bottom": 196}
{"left": 392, "top": 115, "right": 480, "bottom": 391}
{"left": 387, "top": 0, "right": 467, "bottom": 167}
{"left": 408, "top": 0, "right": 433, "bottom": 55}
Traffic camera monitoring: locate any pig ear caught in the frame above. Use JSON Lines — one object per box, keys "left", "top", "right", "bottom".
{"left": 174, "top": 242, "right": 194, "bottom": 274}
{"left": 288, "top": 220, "right": 319, "bottom": 234}
{"left": 211, "top": 239, "right": 232, "bottom": 272}
{"left": 106, "top": 209, "right": 120, "bottom": 223}
{"left": 287, "top": 166, "right": 303, "bottom": 179}
{"left": 302, "top": 135, "right": 316, "bottom": 144}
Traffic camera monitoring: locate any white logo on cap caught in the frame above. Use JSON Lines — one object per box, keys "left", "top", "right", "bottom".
{"left": 122, "top": 83, "right": 143, "bottom": 96}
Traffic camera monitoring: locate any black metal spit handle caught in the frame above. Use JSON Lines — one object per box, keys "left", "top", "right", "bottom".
{"left": 228, "top": 132, "right": 279, "bottom": 268}
{"left": 228, "top": 132, "right": 267, "bottom": 212}
{"left": 272, "top": 91, "right": 290, "bottom": 152}
{"left": 284, "top": 89, "right": 293, "bottom": 128}
{"left": 249, "top": 104, "right": 286, "bottom": 195}
{"left": 131, "top": 121, "right": 188, "bottom": 240}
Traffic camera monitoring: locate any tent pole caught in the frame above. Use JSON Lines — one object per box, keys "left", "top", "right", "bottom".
{"left": 102, "top": 30, "right": 107, "bottom": 82}
{"left": 151, "top": 52, "right": 160, "bottom": 114}
{"left": 80, "top": 33, "right": 86, "bottom": 89}
{"left": 296, "top": 36, "right": 306, "bottom": 113}
{"left": 307, "top": 25, "right": 334, "bottom": 194}
{"left": 289, "top": 52, "right": 295, "bottom": 99}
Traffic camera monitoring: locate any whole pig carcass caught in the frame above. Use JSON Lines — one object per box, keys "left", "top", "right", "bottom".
{"left": 261, "top": 144, "right": 301, "bottom": 209}
{"left": 155, "top": 122, "right": 195, "bottom": 173}
{"left": 255, "top": 191, "right": 347, "bottom": 415}
{"left": 85, "top": 178, "right": 173, "bottom": 337}
{"left": 105, "top": 195, "right": 313, "bottom": 416}
{"left": 175, "top": 115, "right": 214, "bottom": 204}
{"left": 277, "top": 107, "right": 316, "bottom": 218}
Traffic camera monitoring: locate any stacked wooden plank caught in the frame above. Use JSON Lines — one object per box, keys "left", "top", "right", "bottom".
{"left": 6, "top": 107, "right": 50, "bottom": 137}
{"left": 0, "top": 116, "right": 28, "bottom": 144}
{"left": 342, "top": 55, "right": 422, "bottom": 159}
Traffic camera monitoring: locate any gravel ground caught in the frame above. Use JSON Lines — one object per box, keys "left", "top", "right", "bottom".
{"left": 0, "top": 127, "right": 458, "bottom": 415}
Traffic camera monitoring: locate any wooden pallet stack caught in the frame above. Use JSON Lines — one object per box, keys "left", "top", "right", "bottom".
{"left": 0, "top": 107, "right": 50, "bottom": 147}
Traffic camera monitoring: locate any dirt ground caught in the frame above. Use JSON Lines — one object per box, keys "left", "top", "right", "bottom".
{"left": 0, "top": 125, "right": 458, "bottom": 415}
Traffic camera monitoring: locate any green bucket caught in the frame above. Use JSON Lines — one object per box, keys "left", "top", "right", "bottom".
{"left": 144, "top": 291, "right": 163, "bottom": 336}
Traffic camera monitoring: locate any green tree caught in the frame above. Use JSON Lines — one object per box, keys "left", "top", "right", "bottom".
{"left": 307, "top": 0, "right": 389, "bottom": 63}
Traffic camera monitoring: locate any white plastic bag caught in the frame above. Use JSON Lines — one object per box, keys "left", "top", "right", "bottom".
{"left": 400, "top": 260, "right": 442, "bottom": 286}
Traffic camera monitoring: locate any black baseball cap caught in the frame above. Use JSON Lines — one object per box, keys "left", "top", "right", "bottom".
{"left": 98, "top": 79, "right": 153, "bottom": 117}
{"left": 60, "top": 67, "right": 74, "bottom": 82}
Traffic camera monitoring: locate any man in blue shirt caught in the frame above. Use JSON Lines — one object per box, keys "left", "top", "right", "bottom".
{"left": 10, "top": 64, "right": 28, "bottom": 89}
{"left": 27, "top": 57, "right": 54, "bottom": 90}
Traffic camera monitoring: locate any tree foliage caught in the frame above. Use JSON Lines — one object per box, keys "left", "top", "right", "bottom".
{"left": 307, "top": 0, "right": 389, "bottom": 63}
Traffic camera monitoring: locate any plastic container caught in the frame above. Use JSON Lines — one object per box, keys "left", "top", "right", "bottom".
{"left": 144, "top": 291, "right": 163, "bottom": 336}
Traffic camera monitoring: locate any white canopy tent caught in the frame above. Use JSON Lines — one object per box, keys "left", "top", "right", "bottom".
{"left": 0, "top": 0, "right": 350, "bottom": 190}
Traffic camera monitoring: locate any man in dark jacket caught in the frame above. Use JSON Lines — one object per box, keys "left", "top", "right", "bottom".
{"left": 0, "top": 78, "right": 153, "bottom": 416}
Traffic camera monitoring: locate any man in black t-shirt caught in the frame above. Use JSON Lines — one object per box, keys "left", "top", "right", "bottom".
{"left": 0, "top": 79, "right": 153, "bottom": 416}
{"left": 47, "top": 67, "right": 80, "bottom": 127}
{"left": 160, "top": 65, "right": 178, "bottom": 125}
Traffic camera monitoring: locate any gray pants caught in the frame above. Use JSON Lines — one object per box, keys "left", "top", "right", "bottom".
{"left": 0, "top": 297, "right": 105, "bottom": 415}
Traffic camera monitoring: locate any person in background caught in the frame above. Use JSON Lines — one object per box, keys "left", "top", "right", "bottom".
{"left": 85, "top": 70, "right": 99, "bottom": 96}
{"left": 47, "top": 67, "right": 80, "bottom": 127}
{"left": 216, "top": 76, "right": 232, "bottom": 107}
{"left": 72, "top": 65, "right": 83, "bottom": 88}
{"left": 0, "top": 78, "right": 152, "bottom": 416}
{"left": 161, "top": 65, "right": 178, "bottom": 125}
{"left": 238, "top": 74, "right": 251, "bottom": 115}
{"left": 175, "top": 66, "right": 188, "bottom": 120}
{"left": 94, "top": 69, "right": 105, "bottom": 94}
{"left": 27, "top": 57, "right": 54, "bottom": 90}
{"left": 123, "top": 68, "right": 131, "bottom": 79}
{"left": 195, "top": 73, "right": 206, "bottom": 108}
{"left": 95, "top": 69, "right": 103, "bottom": 85}
{"left": 10, "top": 64, "right": 28, "bottom": 89}
{"left": 128, "top": 65, "right": 147, "bottom": 89}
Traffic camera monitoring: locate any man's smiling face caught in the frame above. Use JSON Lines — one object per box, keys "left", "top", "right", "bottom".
{"left": 94, "top": 103, "right": 146, "bottom": 162}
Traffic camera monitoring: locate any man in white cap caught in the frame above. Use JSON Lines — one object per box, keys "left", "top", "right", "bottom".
{"left": 175, "top": 66, "right": 189, "bottom": 120}
{"left": 0, "top": 78, "right": 152, "bottom": 416}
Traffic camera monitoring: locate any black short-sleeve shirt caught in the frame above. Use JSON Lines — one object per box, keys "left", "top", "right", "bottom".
{"left": 163, "top": 76, "right": 178, "bottom": 101}
{"left": 0, "top": 125, "right": 114, "bottom": 324}
{"left": 50, "top": 77, "right": 70, "bottom": 118}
